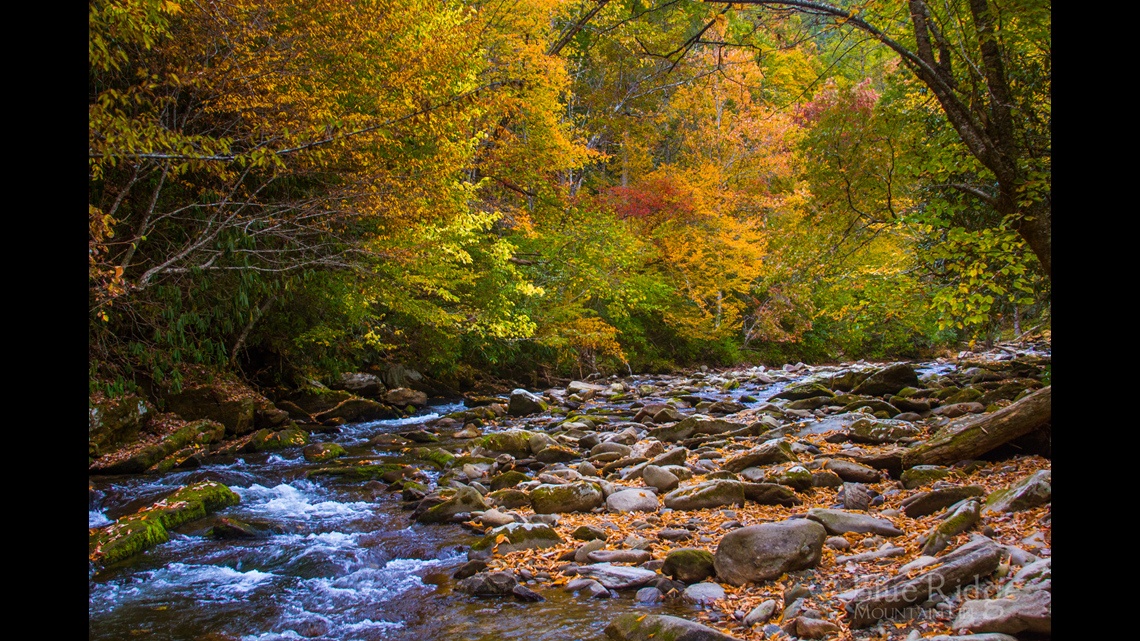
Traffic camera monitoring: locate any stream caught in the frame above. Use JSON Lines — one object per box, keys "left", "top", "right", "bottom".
{"left": 88, "top": 354, "right": 1042, "bottom": 640}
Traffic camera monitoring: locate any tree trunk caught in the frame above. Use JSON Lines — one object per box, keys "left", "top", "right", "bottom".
{"left": 902, "top": 386, "right": 1050, "bottom": 468}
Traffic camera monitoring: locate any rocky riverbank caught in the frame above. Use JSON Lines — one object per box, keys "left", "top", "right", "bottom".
{"left": 89, "top": 341, "right": 1051, "bottom": 640}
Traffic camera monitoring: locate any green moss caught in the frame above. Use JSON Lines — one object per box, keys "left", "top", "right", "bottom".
{"left": 306, "top": 462, "right": 405, "bottom": 481}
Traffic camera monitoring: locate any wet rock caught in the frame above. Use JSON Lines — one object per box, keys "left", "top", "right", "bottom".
{"left": 712, "top": 519, "right": 827, "bottom": 586}
{"left": 302, "top": 442, "right": 346, "bottom": 463}
{"left": 469, "top": 522, "right": 563, "bottom": 558}
{"left": 604, "top": 613, "right": 741, "bottom": 641}
{"left": 662, "top": 547, "right": 716, "bottom": 583}
{"left": 416, "top": 485, "right": 489, "bottom": 524}
{"left": 565, "top": 577, "right": 611, "bottom": 598}
{"left": 456, "top": 571, "right": 518, "bottom": 596}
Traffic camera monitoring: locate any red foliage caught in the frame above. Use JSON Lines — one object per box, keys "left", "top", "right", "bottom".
{"left": 600, "top": 176, "right": 698, "bottom": 230}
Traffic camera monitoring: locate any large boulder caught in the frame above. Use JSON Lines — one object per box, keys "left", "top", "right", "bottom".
{"left": 507, "top": 389, "right": 548, "bottom": 416}
{"left": 89, "top": 481, "right": 240, "bottom": 568}
{"left": 478, "top": 429, "right": 535, "bottom": 457}
{"left": 713, "top": 520, "right": 826, "bottom": 586}
{"left": 851, "top": 363, "right": 921, "bottom": 396}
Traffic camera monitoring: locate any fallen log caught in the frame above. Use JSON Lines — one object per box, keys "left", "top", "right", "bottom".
{"left": 902, "top": 386, "right": 1050, "bottom": 468}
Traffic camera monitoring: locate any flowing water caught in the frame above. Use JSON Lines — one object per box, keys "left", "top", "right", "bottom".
{"left": 89, "top": 398, "right": 726, "bottom": 641}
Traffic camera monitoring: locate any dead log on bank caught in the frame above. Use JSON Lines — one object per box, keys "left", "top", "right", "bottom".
{"left": 902, "top": 386, "right": 1051, "bottom": 468}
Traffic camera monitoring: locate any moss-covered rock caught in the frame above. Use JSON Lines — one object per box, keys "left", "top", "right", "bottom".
{"left": 89, "top": 394, "right": 153, "bottom": 450}
{"left": 92, "top": 420, "right": 224, "bottom": 475}
{"left": 487, "top": 488, "right": 531, "bottom": 509}
{"left": 303, "top": 442, "right": 347, "bottom": 463}
{"left": 662, "top": 547, "right": 716, "bottom": 583}
{"left": 848, "top": 417, "right": 922, "bottom": 444}
{"left": 900, "top": 465, "right": 953, "bottom": 489}
{"left": 530, "top": 481, "right": 604, "bottom": 514}
{"left": 409, "top": 446, "right": 457, "bottom": 469}
{"left": 416, "top": 485, "right": 490, "bottom": 524}
{"left": 89, "top": 481, "right": 240, "bottom": 568}
{"left": 312, "top": 398, "right": 398, "bottom": 423}
{"left": 490, "top": 470, "right": 531, "bottom": 491}
{"left": 477, "top": 429, "right": 536, "bottom": 457}
{"left": 469, "top": 522, "right": 564, "bottom": 557}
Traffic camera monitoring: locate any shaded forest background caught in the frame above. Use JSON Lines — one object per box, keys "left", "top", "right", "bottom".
{"left": 89, "top": 0, "right": 1050, "bottom": 394}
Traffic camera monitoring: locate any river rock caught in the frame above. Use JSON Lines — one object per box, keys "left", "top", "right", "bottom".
{"left": 457, "top": 571, "right": 518, "bottom": 596}
{"left": 587, "top": 549, "right": 652, "bottom": 564}
{"left": 604, "top": 613, "right": 741, "bottom": 641}
{"left": 721, "top": 439, "right": 797, "bottom": 472}
{"left": 507, "top": 389, "right": 548, "bottom": 416}
{"left": 902, "top": 485, "right": 986, "bottom": 518}
{"left": 851, "top": 363, "right": 921, "bottom": 396}
{"left": 606, "top": 488, "right": 660, "bottom": 513}
{"left": 806, "top": 508, "right": 903, "bottom": 537}
{"left": 416, "top": 485, "right": 489, "bottom": 524}
{"left": 302, "top": 442, "right": 346, "bottom": 463}
{"left": 479, "top": 429, "right": 535, "bottom": 457}
{"left": 643, "top": 465, "right": 680, "bottom": 492}
{"left": 983, "top": 469, "right": 1051, "bottom": 514}
{"left": 922, "top": 499, "right": 982, "bottom": 555}
{"left": 530, "top": 481, "right": 604, "bottom": 514}
{"left": 682, "top": 582, "right": 725, "bottom": 605}
{"left": 663, "top": 480, "right": 745, "bottom": 510}
{"left": 469, "top": 522, "right": 564, "bottom": 558}
{"left": 662, "top": 548, "right": 715, "bottom": 583}
{"left": 953, "top": 588, "right": 1051, "bottom": 634}
{"left": 823, "top": 459, "right": 881, "bottom": 483}
{"left": 848, "top": 417, "right": 922, "bottom": 443}
{"left": 576, "top": 563, "right": 659, "bottom": 590}
{"left": 712, "top": 520, "right": 827, "bottom": 586}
